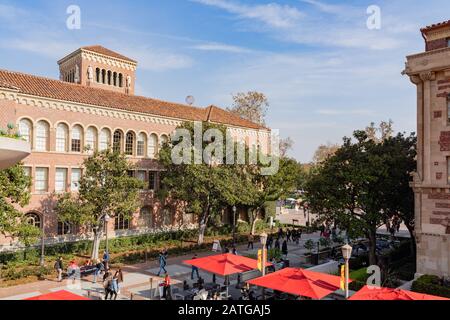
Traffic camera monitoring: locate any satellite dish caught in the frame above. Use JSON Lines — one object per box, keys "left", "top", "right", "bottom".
{"left": 185, "top": 95, "right": 195, "bottom": 106}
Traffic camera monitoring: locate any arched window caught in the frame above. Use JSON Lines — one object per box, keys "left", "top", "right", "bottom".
{"left": 113, "top": 72, "right": 117, "bottom": 86}
{"left": 71, "top": 125, "right": 83, "bottom": 152}
{"left": 56, "top": 123, "right": 69, "bottom": 152}
{"left": 115, "top": 214, "right": 130, "bottom": 230}
{"left": 57, "top": 221, "right": 71, "bottom": 235}
{"left": 102, "top": 69, "right": 106, "bottom": 84}
{"left": 160, "top": 134, "right": 169, "bottom": 146}
{"left": 125, "top": 132, "right": 135, "bottom": 156}
{"left": 137, "top": 133, "right": 147, "bottom": 157}
{"left": 35, "top": 120, "right": 49, "bottom": 151}
{"left": 99, "top": 128, "right": 111, "bottom": 151}
{"left": 163, "top": 208, "right": 173, "bottom": 226}
{"left": 18, "top": 119, "right": 32, "bottom": 144}
{"left": 86, "top": 127, "right": 97, "bottom": 153}
{"left": 107, "top": 70, "right": 112, "bottom": 85}
{"left": 140, "top": 206, "right": 153, "bottom": 228}
{"left": 25, "top": 213, "right": 41, "bottom": 229}
{"left": 119, "top": 73, "right": 123, "bottom": 87}
{"left": 113, "top": 130, "right": 123, "bottom": 153}
{"left": 148, "top": 134, "right": 158, "bottom": 159}
{"left": 96, "top": 68, "right": 100, "bottom": 82}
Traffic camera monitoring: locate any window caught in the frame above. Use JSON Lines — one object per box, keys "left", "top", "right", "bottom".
{"left": 136, "top": 170, "right": 146, "bottom": 187}
{"left": 125, "top": 132, "right": 135, "bottom": 156}
{"left": 107, "top": 70, "right": 112, "bottom": 85}
{"left": 71, "top": 125, "right": 82, "bottom": 152}
{"left": 25, "top": 213, "right": 41, "bottom": 229}
{"left": 148, "top": 171, "right": 157, "bottom": 190}
{"left": 71, "top": 168, "right": 82, "bottom": 192}
{"left": 23, "top": 166, "right": 31, "bottom": 177}
{"left": 96, "top": 68, "right": 100, "bottom": 82}
{"left": 148, "top": 134, "right": 158, "bottom": 159}
{"left": 57, "top": 221, "right": 71, "bottom": 235}
{"left": 86, "top": 127, "right": 97, "bottom": 153}
{"left": 55, "top": 168, "right": 68, "bottom": 193}
{"left": 56, "top": 123, "right": 69, "bottom": 152}
{"left": 35, "top": 121, "right": 49, "bottom": 151}
{"left": 137, "top": 133, "right": 146, "bottom": 157}
{"left": 100, "top": 128, "right": 111, "bottom": 151}
{"left": 163, "top": 208, "right": 173, "bottom": 226}
{"left": 35, "top": 167, "right": 49, "bottom": 192}
{"left": 140, "top": 207, "right": 153, "bottom": 228}
{"left": 160, "top": 134, "right": 169, "bottom": 147}
{"left": 127, "top": 170, "right": 135, "bottom": 177}
{"left": 119, "top": 73, "right": 123, "bottom": 87}
{"left": 19, "top": 119, "right": 32, "bottom": 144}
{"left": 113, "top": 72, "right": 117, "bottom": 86}
{"left": 113, "top": 130, "right": 123, "bottom": 153}
{"left": 102, "top": 69, "right": 106, "bottom": 84}
{"left": 115, "top": 214, "right": 130, "bottom": 230}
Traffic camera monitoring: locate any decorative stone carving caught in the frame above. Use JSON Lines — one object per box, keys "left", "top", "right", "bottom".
{"left": 87, "top": 65, "right": 94, "bottom": 81}
{"left": 439, "top": 131, "right": 450, "bottom": 151}
{"left": 420, "top": 71, "right": 436, "bottom": 81}
{"left": 126, "top": 75, "right": 132, "bottom": 88}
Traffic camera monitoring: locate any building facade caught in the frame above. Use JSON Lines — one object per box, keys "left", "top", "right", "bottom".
{"left": 405, "top": 21, "right": 450, "bottom": 277}
{"left": 0, "top": 46, "right": 270, "bottom": 251}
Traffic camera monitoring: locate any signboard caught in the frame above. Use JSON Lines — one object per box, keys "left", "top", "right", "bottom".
{"left": 212, "top": 240, "right": 221, "bottom": 252}
{"left": 340, "top": 265, "right": 345, "bottom": 290}
{"left": 257, "top": 249, "right": 267, "bottom": 272}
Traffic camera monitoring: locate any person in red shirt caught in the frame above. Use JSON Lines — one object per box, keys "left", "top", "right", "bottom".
{"left": 163, "top": 272, "right": 171, "bottom": 300}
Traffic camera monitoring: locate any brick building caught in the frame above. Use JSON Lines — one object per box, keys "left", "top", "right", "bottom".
{"left": 404, "top": 21, "right": 450, "bottom": 277}
{"left": 0, "top": 46, "right": 270, "bottom": 250}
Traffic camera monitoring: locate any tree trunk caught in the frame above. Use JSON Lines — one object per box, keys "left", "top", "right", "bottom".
{"left": 250, "top": 209, "right": 258, "bottom": 235}
{"left": 91, "top": 229, "right": 102, "bottom": 261}
{"left": 405, "top": 223, "right": 416, "bottom": 257}
{"left": 367, "top": 229, "right": 377, "bottom": 266}
{"left": 198, "top": 208, "right": 210, "bottom": 245}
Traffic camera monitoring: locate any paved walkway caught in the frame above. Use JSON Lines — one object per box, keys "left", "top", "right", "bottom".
{"left": 0, "top": 231, "right": 322, "bottom": 300}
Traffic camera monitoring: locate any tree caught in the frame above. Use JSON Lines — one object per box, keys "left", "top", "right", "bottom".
{"left": 304, "top": 130, "right": 416, "bottom": 265}
{"left": 0, "top": 163, "right": 41, "bottom": 247}
{"left": 228, "top": 91, "right": 269, "bottom": 126}
{"left": 312, "top": 142, "right": 340, "bottom": 164}
{"left": 55, "top": 149, "right": 144, "bottom": 260}
{"left": 158, "top": 121, "right": 247, "bottom": 244}
{"left": 365, "top": 120, "right": 394, "bottom": 143}
{"left": 279, "top": 137, "right": 294, "bottom": 158}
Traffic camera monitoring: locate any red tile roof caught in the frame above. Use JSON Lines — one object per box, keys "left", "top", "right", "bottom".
{"left": 421, "top": 20, "right": 450, "bottom": 33}
{"left": 0, "top": 69, "right": 265, "bottom": 130}
{"left": 81, "top": 45, "right": 137, "bottom": 64}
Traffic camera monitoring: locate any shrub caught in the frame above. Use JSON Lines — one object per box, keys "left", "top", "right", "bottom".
{"left": 411, "top": 275, "right": 450, "bottom": 298}
{"left": 304, "top": 240, "right": 315, "bottom": 254}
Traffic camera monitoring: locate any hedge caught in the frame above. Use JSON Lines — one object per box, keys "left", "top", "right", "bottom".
{"left": 411, "top": 275, "right": 450, "bottom": 298}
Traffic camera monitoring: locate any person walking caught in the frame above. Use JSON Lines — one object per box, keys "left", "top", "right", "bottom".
{"left": 114, "top": 268, "right": 124, "bottom": 284}
{"left": 157, "top": 249, "right": 168, "bottom": 276}
{"left": 162, "top": 272, "right": 172, "bottom": 300}
{"left": 232, "top": 246, "right": 238, "bottom": 255}
{"left": 191, "top": 254, "right": 200, "bottom": 280}
{"left": 102, "top": 251, "right": 110, "bottom": 271}
{"left": 92, "top": 259, "right": 104, "bottom": 283}
{"left": 282, "top": 240, "right": 288, "bottom": 260}
{"left": 110, "top": 272, "right": 120, "bottom": 300}
{"left": 103, "top": 271, "right": 113, "bottom": 300}
{"left": 286, "top": 229, "right": 291, "bottom": 243}
{"left": 54, "top": 257, "right": 64, "bottom": 282}
{"left": 274, "top": 238, "right": 280, "bottom": 251}
{"left": 247, "top": 233, "right": 254, "bottom": 250}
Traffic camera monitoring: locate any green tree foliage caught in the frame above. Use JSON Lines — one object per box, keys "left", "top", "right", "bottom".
{"left": 55, "top": 149, "right": 144, "bottom": 259}
{"left": 0, "top": 163, "right": 41, "bottom": 246}
{"left": 304, "top": 130, "right": 416, "bottom": 265}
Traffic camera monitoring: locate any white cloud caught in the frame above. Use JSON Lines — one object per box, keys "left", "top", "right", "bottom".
{"left": 190, "top": 42, "right": 252, "bottom": 53}
{"left": 121, "top": 47, "right": 193, "bottom": 71}
{"left": 191, "top": 0, "right": 303, "bottom": 28}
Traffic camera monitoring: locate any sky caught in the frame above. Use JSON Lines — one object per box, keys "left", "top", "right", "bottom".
{"left": 0, "top": 0, "right": 449, "bottom": 162}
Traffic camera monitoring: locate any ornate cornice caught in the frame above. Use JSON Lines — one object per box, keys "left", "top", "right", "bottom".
{"left": 81, "top": 51, "right": 137, "bottom": 71}
{"left": 420, "top": 71, "right": 436, "bottom": 81}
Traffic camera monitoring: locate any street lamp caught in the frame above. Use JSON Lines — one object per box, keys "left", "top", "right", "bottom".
{"left": 260, "top": 232, "right": 268, "bottom": 300}
{"left": 341, "top": 243, "right": 353, "bottom": 299}
{"left": 39, "top": 215, "right": 45, "bottom": 266}
{"left": 104, "top": 214, "right": 111, "bottom": 256}
{"left": 232, "top": 206, "right": 237, "bottom": 246}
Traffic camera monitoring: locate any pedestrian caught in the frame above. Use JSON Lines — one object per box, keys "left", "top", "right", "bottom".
{"left": 232, "top": 246, "right": 238, "bottom": 255}
{"left": 274, "top": 238, "right": 280, "bottom": 251}
{"left": 103, "top": 271, "right": 113, "bottom": 300}
{"left": 54, "top": 257, "right": 64, "bottom": 282}
{"left": 157, "top": 249, "right": 167, "bottom": 276}
{"left": 162, "top": 272, "right": 172, "bottom": 300}
{"left": 114, "top": 268, "right": 124, "bottom": 284}
{"left": 278, "top": 228, "right": 283, "bottom": 239}
{"left": 282, "top": 240, "right": 288, "bottom": 259}
{"left": 102, "top": 251, "right": 110, "bottom": 271}
{"left": 67, "top": 260, "right": 78, "bottom": 283}
{"left": 191, "top": 254, "right": 200, "bottom": 280}
{"left": 223, "top": 246, "right": 230, "bottom": 253}
{"left": 286, "top": 229, "right": 291, "bottom": 243}
{"left": 267, "top": 235, "right": 273, "bottom": 250}
{"left": 247, "top": 233, "right": 254, "bottom": 250}
{"left": 110, "top": 272, "right": 120, "bottom": 300}
{"left": 92, "top": 259, "right": 104, "bottom": 283}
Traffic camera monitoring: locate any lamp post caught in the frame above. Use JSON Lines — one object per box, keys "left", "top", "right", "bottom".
{"left": 104, "top": 214, "right": 111, "bottom": 256}
{"left": 341, "top": 243, "right": 353, "bottom": 299}
{"left": 232, "top": 206, "right": 237, "bottom": 247}
{"left": 260, "top": 232, "right": 268, "bottom": 300}
{"left": 39, "top": 215, "right": 45, "bottom": 266}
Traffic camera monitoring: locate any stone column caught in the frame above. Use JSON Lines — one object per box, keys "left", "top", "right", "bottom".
{"left": 420, "top": 71, "right": 436, "bottom": 184}
{"left": 410, "top": 75, "right": 424, "bottom": 181}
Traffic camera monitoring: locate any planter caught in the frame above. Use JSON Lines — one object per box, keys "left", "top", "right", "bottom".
{"left": 0, "top": 137, "right": 31, "bottom": 169}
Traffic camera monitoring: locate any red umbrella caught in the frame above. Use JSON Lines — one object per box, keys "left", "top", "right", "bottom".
{"left": 350, "top": 285, "right": 449, "bottom": 300}
{"left": 25, "top": 290, "right": 90, "bottom": 301}
{"left": 183, "top": 253, "right": 271, "bottom": 276}
{"left": 247, "top": 268, "right": 349, "bottom": 299}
